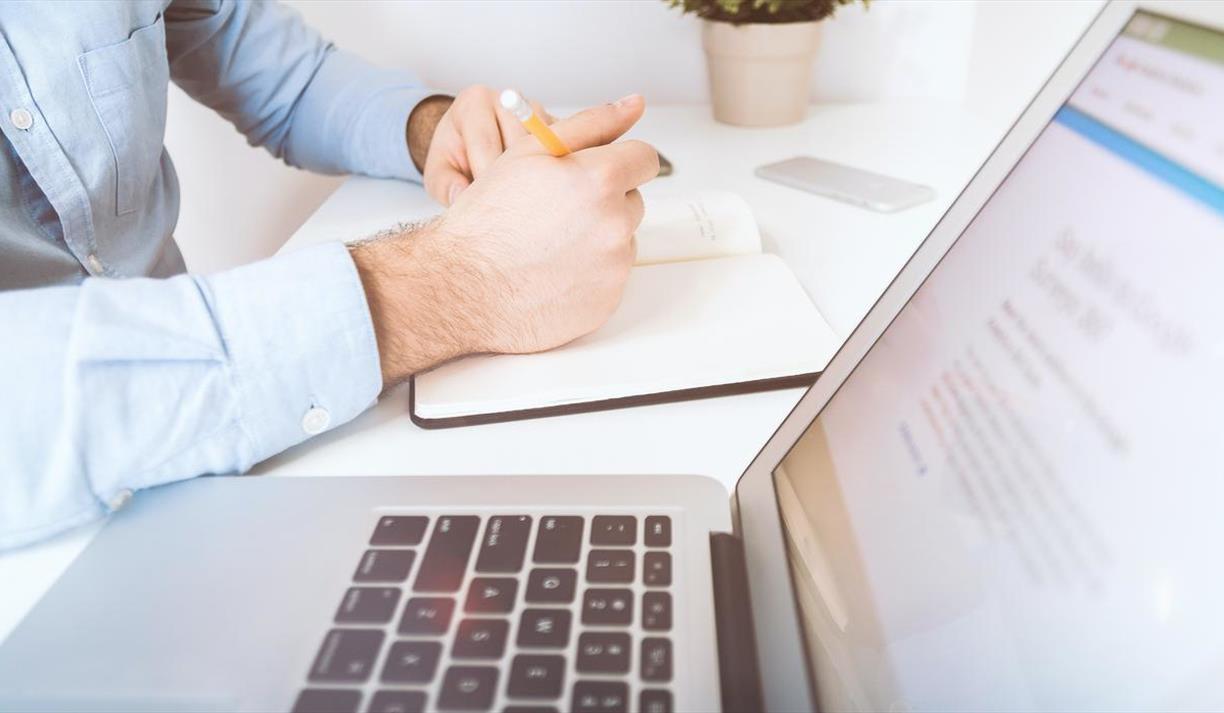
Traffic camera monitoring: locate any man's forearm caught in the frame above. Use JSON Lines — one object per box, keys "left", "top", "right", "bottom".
{"left": 349, "top": 220, "right": 495, "bottom": 388}
{"left": 168, "top": 0, "right": 438, "bottom": 180}
{"left": 0, "top": 244, "right": 381, "bottom": 550}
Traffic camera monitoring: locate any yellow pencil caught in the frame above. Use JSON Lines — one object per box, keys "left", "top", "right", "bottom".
{"left": 500, "top": 89, "right": 569, "bottom": 157}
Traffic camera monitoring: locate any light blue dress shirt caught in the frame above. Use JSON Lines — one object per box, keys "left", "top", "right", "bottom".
{"left": 0, "top": 0, "right": 435, "bottom": 549}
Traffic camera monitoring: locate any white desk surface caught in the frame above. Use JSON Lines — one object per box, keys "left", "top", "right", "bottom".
{"left": 0, "top": 102, "right": 1007, "bottom": 644}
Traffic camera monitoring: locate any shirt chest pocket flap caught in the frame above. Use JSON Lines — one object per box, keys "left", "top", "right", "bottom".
{"left": 78, "top": 15, "right": 169, "bottom": 216}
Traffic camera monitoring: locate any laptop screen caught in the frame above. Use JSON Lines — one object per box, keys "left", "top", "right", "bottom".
{"left": 772, "top": 10, "right": 1224, "bottom": 711}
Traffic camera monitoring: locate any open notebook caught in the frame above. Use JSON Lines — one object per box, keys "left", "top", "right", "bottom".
{"left": 410, "top": 192, "right": 841, "bottom": 427}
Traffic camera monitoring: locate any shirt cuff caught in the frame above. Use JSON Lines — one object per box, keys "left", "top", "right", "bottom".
{"left": 290, "top": 47, "right": 441, "bottom": 182}
{"left": 352, "top": 83, "right": 441, "bottom": 182}
{"left": 200, "top": 241, "right": 383, "bottom": 465}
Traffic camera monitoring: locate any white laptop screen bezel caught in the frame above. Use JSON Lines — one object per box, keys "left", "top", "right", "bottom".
{"left": 729, "top": 1, "right": 1224, "bottom": 710}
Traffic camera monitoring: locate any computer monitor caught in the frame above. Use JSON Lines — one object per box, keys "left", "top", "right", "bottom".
{"left": 773, "top": 7, "right": 1223, "bottom": 711}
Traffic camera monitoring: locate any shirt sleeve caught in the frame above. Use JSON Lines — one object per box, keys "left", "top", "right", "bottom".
{"left": 164, "top": 0, "right": 436, "bottom": 180}
{"left": 0, "top": 242, "right": 383, "bottom": 550}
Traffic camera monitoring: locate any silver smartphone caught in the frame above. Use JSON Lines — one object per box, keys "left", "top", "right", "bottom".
{"left": 756, "top": 156, "right": 936, "bottom": 213}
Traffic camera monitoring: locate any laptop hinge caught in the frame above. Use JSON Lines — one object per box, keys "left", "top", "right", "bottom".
{"left": 709, "top": 532, "right": 765, "bottom": 713}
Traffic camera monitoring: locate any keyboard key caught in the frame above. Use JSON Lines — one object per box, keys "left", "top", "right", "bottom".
{"left": 572, "top": 681, "right": 628, "bottom": 713}
{"left": 639, "top": 689, "right": 673, "bottom": 713}
{"left": 525, "top": 568, "right": 577, "bottom": 604}
{"left": 585, "top": 550, "right": 634, "bottom": 584}
{"left": 414, "top": 516, "right": 481, "bottom": 592}
{"left": 308, "top": 629, "right": 384, "bottom": 683}
{"left": 641, "top": 638, "right": 673, "bottom": 682}
{"left": 642, "top": 592, "right": 672, "bottom": 631}
{"left": 532, "top": 516, "right": 583, "bottom": 564}
{"left": 644, "top": 516, "right": 671, "bottom": 548}
{"left": 581, "top": 589, "right": 633, "bottom": 626}
{"left": 293, "top": 689, "right": 361, "bottom": 713}
{"left": 353, "top": 549, "right": 416, "bottom": 583}
{"left": 380, "top": 640, "right": 442, "bottom": 683}
{"left": 504, "top": 707, "right": 558, "bottom": 713}
{"left": 643, "top": 552, "right": 671, "bottom": 587}
{"left": 464, "top": 577, "right": 518, "bottom": 614}
{"left": 589, "top": 516, "right": 636, "bottom": 546}
{"left": 517, "top": 609, "right": 571, "bottom": 648}
{"left": 438, "top": 666, "right": 498, "bottom": 711}
{"left": 371, "top": 516, "right": 429, "bottom": 546}
{"left": 453, "top": 618, "right": 510, "bottom": 659}
{"left": 369, "top": 690, "right": 427, "bottom": 713}
{"left": 576, "top": 632, "right": 630, "bottom": 673}
{"left": 507, "top": 654, "right": 566, "bottom": 698}
{"left": 475, "top": 515, "right": 532, "bottom": 573}
{"left": 398, "top": 597, "right": 455, "bottom": 635}
{"left": 334, "top": 587, "right": 401, "bottom": 624}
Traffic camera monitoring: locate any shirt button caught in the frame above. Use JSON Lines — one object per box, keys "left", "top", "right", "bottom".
{"left": 302, "top": 406, "right": 331, "bottom": 435}
{"left": 9, "top": 108, "right": 33, "bottom": 131}
{"left": 106, "top": 489, "right": 133, "bottom": 512}
{"left": 86, "top": 253, "right": 104, "bottom": 273}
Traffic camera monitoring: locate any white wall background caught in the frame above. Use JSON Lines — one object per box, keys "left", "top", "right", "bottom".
{"left": 165, "top": 0, "right": 1103, "bottom": 273}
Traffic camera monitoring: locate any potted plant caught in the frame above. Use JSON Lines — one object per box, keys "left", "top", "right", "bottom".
{"left": 668, "top": 0, "right": 866, "bottom": 127}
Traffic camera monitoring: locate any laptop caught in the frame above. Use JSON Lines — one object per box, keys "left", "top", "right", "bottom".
{"left": 2, "top": 1, "right": 1222, "bottom": 710}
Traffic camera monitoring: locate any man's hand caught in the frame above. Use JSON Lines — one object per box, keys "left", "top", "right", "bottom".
{"left": 354, "top": 95, "right": 658, "bottom": 388}
{"left": 411, "top": 85, "right": 554, "bottom": 207}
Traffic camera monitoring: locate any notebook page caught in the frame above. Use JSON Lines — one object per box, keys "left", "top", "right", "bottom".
{"left": 413, "top": 254, "right": 839, "bottom": 420}
{"left": 634, "top": 192, "right": 762, "bottom": 265}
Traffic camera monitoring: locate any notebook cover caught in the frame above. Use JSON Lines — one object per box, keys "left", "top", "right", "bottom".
{"left": 407, "top": 370, "right": 819, "bottom": 429}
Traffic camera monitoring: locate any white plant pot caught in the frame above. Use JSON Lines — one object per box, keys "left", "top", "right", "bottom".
{"left": 702, "top": 20, "right": 822, "bottom": 127}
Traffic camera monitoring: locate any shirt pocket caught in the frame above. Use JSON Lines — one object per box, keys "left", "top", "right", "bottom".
{"left": 78, "top": 14, "right": 170, "bottom": 216}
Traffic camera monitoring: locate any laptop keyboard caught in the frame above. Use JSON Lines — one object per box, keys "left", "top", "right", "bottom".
{"left": 293, "top": 514, "right": 676, "bottom": 713}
